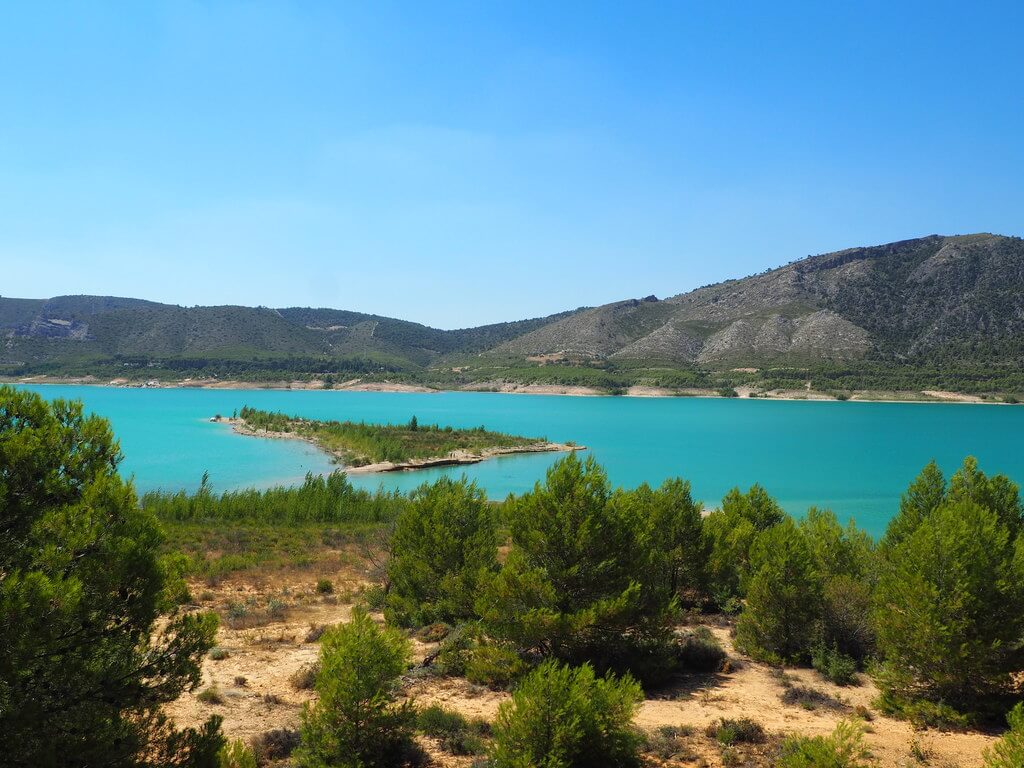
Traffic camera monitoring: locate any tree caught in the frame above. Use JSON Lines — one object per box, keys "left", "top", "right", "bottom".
{"left": 735, "top": 519, "right": 822, "bottom": 663}
{"left": 873, "top": 497, "right": 1024, "bottom": 710}
{"left": 0, "top": 386, "right": 223, "bottom": 767}
{"left": 635, "top": 478, "right": 708, "bottom": 600}
{"left": 295, "top": 607, "right": 417, "bottom": 768}
{"left": 385, "top": 476, "right": 498, "bottom": 626}
{"left": 984, "top": 703, "right": 1024, "bottom": 768}
{"left": 476, "top": 454, "right": 679, "bottom": 683}
{"left": 883, "top": 457, "right": 1024, "bottom": 552}
{"left": 799, "top": 508, "right": 877, "bottom": 662}
{"left": 882, "top": 460, "right": 946, "bottom": 551}
{"left": 489, "top": 660, "right": 643, "bottom": 768}
{"left": 705, "top": 484, "right": 785, "bottom": 601}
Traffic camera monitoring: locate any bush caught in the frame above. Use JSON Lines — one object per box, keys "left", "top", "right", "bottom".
{"left": 294, "top": 607, "right": 418, "bottom": 768}
{"left": 251, "top": 728, "right": 301, "bottom": 763}
{"left": 416, "top": 622, "right": 451, "bottom": 643}
{"left": 386, "top": 477, "right": 498, "bottom": 627}
{"left": 643, "top": 726, "right": 696, "bottom": 760}
{"left": 490, "top": 660, "right": 643, "bottom": 768}
{"left": 776, "top": 719, "right": 870, "bottom": 767}
{"left": 290, "top": 661, "right": 320, "bottom": 690}
{"left": 677, "top": 626, "right": 727, "bottom": 672}
{"left": 218, "top": 739, "right": 257, "bottom": 768}
{"left": 316, "top": 578, "right": 334, "bottom": 594}
{"left": 435, "top": 623, "right": 480, "bottom": 676}
{"left": 780, "top": 685, "right": 845, "bottom": 711}
{"left": 197, "top": 686, "right": 225, "bottom": 705}
{"left": 465, "top": 644, "right": 530, "bottom": 690}
{"left": 710, "top": 718, "right": 765, "bottom": 745}
{"left": 812, "top": 644, "right": 858, "bottom": 686}
{"left": 417, "top": 705, "right": 489, "bottom": 756}
{"left": 209, "top": 646, "right": 230, "bottom": 661}
{"left": 984, "top": 703, "right": 1024, "bottom": 768}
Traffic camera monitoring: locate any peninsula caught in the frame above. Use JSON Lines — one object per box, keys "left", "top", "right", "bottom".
{"left": 217, "top": 406, "right": 584, "bottom": 473}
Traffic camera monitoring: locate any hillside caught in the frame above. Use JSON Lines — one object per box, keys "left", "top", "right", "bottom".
{"left": 3, "top": 233, "right": 1023, "bottom": 393}
{"left": 497, "top": 234, "right": 1024, "bottom": 367}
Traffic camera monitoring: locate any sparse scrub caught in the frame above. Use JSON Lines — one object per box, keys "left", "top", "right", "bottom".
{"left": 709, "top": 718, "right": 765, "bottom": 745}
{"left": 677, "top": 626, "right": 727, "bottom": 672}
{"left": 781, "top": 685, "right": 846, "bottom": 712}
{"left": 290, "top": 661, "right": 320, "bottom": 690}
{"left": 197, "top": 685, "right": 225, "bottom": 705}
{"left": 776, "top": 719, "right": 870, "bottom": 767}
{"left": 218, "top": 740, "right": 257, "bottom": 768}
{"left": 209, "top": 646, "right": 230, "bottom": 661}
{"left": 417, "top": 705, "right": 490, "bottom": 756}
{"left": 251, "top": 728, "right": 301, "bottom": 764}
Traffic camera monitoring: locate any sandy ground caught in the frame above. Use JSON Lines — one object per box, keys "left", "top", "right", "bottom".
{"left": 168, "top": 572, "right": 998, "bottom": 768}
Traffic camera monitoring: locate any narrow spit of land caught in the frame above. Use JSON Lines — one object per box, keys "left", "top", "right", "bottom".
{"left": 215, "top": 406, "right": 584, "bottom": 473}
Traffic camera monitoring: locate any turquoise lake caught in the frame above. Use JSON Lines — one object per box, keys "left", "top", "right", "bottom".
{"left": 19, "top": 385, "right": 1024, "bottom": 536}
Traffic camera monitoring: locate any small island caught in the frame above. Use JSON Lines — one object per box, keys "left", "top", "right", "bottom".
{"left": 213, "top": 406, "right": 584, "bottom": 473}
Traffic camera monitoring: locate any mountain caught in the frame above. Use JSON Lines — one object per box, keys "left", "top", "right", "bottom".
{"left": 3, "top": 233, "right": 1023, "bottom": 387}
{"left": 495, "top": 233, "right": 1024, "bottom": 367}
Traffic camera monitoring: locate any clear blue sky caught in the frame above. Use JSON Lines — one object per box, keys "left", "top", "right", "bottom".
{"left": 2, "top": 2, "right": 1022, "bottom": 328}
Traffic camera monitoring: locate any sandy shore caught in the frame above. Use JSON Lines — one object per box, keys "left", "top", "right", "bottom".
{"left": 5, "top": 375, "right": 1015, "bottom": 405}
{"left": 217, "top": 417, "right": 585, "bottom": 474}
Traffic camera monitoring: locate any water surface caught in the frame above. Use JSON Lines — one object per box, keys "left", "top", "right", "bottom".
{"left": 20, "top": 385, "right": 1024, "bottom": 536}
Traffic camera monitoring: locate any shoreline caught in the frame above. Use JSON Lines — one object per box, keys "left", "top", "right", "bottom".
{"left": 4, "top": 375, "right": 1016, "bottom": 406}
{"left": 217, "top": 416, "right": 586, "bottom": 474}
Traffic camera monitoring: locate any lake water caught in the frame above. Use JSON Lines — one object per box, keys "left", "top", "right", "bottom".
{"left": 18, "top": 385, "right": 1024, "bottom": 536}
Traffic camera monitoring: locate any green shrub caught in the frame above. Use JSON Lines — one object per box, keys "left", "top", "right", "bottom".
{"left": 677, "top": 626, "right": 727, "bottom": 672}
{"left": 710, "top": 718, "right": 765, "bottom": 745}
{"left": 386, "top": 477, "right": 498, "bottom": 627}
{"left": 465, "top": 645, "right": 530, "bottom": 690}
{"left": 416, "top": 622, "right": 452, "bottom": 643}
{"left": 360, "top": 583, "right": 387, "bottom": 611}
{"left": 417, "top": 705, "right": 489, "bottom": 756}
{"left": 435, "top": 623, "right": 481, "bottom": 676}
{"left": 874, "top": 694, "right": 971, "bottom": 729}
{"left": 316, "top": 578, "right": 334, "bottom": 594}
{"left": 197, "top": 686, "right": 225, "bottom": 705}
{"left": 812, "top": 644, "right": 858, "bottom": 686}
{"left": 984, "top": 703, "right": 1024, "bottom": 768}
{"left": 209, "top": 646, "right": 230, "bottom": 661}
{"left": 704, "top": 484, "right": 785, "bottom": 601}
{"left": 294, "top": 607, "right": 419, "bottom": 768}
{"left": 218, "top": 739, "right": 257, "bottom": 768}
{"left": 776, "top": 719, "right": 870, "bottom": 767}
{"left": 490, "top": 660, "right": 643, "bottom": 768}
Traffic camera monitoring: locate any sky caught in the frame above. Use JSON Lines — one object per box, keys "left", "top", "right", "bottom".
{"left": 1, "top": 2, "right": 1022, "bottom": 328}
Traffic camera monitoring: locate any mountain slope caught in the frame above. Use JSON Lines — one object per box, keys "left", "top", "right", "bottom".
{"left": 3, "top": 233, "right": 1022, "bottom": 380}
{"left": 496, "top": 233, "right": 1024, "bottom": 367}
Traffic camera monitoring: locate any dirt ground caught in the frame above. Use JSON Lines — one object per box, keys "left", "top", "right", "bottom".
{"left": 169, "top": 571, "right": 998, "bottom": 768}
